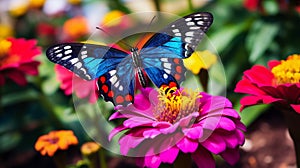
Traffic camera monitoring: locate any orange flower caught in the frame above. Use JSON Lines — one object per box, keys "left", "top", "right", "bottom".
{"left": 35, "top": 130, "right": 78, "bottom": 157}
{"left": 80, "top": 142, "right": 101, "bottom": 155}
{"left": 63, "top": 16, "right": 89, "bottom": 40}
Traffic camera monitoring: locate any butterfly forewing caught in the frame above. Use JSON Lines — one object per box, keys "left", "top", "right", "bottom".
{"left": 46, "top": 43, "right": 128, "bottom": 80}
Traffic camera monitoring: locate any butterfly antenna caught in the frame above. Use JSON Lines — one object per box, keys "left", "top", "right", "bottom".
{"left": 96, "top": 26, "right": 133, "bottom": 49}
{"left": 135, "top": 15, "right": 157, "bottom": 48}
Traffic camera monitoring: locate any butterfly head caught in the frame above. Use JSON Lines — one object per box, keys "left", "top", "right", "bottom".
{"left": 130, "top": 47, "right": 139, "bottom": 53}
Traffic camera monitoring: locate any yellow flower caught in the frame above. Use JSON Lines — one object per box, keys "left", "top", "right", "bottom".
{"left": 34, "top": 130, "right": 78, "bottom": 157}
{"left": 9, "top": 3, "right": 28, "bottom": 17}
{"left": 101, "top": 10, "right": 126, "bottom": 27}
{"left": 63, "top": 16, "right": 89, "bottom": 39}
{"left": 183, "top": 50, "right": 217, "bottom": 74}
{"left": 0, "top": 39, "right": 12, "bottom": 59}
{"left": 0, "top": 25, "right": 14, "bottom": 39}
{"left": 81, "top": 142, "right": 101, "bottom": 155}
{"left": 68, "top": 0, "right": 82, "bottom": 5}
{"left": 29, "top": 0, "right": 45, "bottom": 8}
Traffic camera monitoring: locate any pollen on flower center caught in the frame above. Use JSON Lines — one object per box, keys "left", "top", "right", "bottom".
{"left": 271, "top": 54, "right": 300, "bottom": 84}
{"left": 154, "top": 87, "right": 201, "bottom": 124}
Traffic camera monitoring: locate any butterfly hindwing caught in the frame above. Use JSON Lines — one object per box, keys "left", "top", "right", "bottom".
{"left": 143, "top": 57, "right": 186, "bottom": 88}
{"left": 97, "top": 57, "right": 135, "bottom": 106}
{"left": 46, "top": 43, "right": 128, "bottom": 80}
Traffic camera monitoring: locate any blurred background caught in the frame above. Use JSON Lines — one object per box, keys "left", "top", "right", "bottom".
{"left": 1, "top": 0, "right": 300, "bottom": 167}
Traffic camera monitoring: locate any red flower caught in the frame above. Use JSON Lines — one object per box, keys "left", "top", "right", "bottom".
{"left": 0, "top": 38, "right": 41, "bottom": 86}
{"left": 235, "top": 54, "right": 300, "bottom": 113}
{"left": 55, "top": 65, "right": 97, "bottom": 103}
{"left": 243, "top": 0, "right": 261, "bottom": 11}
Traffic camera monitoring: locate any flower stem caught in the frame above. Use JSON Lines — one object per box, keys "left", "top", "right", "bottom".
{"left": 174, "top": 152, "right": 192, "bottom": 168}
{"left": 281, "top": 108, "right": 300, "bottom": 167}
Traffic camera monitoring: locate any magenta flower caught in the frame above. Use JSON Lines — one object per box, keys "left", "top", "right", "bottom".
{"left": 55, "top": 64, "right": 97, "bottom": 103}
{"left": 109, "top": 87, "right": 245, "bottom": 168}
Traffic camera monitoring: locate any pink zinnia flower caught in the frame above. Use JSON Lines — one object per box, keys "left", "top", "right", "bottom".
{"left": 55, "top": 64, "right": 97, "bottom": 103}
{"left": 235, "top": 54, "right": 300, "bottom": 113}
{"left": 109, "top": 87, "right": 245, "bottom": 168}
{"left": 0, "top": 38, "right": 41, "bottom": 86}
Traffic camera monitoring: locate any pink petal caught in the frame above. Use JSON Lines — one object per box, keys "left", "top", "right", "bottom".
{"left": 220, "top": 148, "right": 240, "bottom": 165}
{"left": 182, "top": 126, "right": 203, "bottom": 139}
{"left": 201, "top": 134, "right": 226, "bottom": 154}
{"left": 143, "top": 129, "right": 161, "bottom": 139}
{"left": 216, "top": 117, "right": 236, "bottom": 131}
{"left": 123, "top": 117, "right": 154, "bottom": 128}
{"left": 108, "top": 125, "right": 127, "bottom": 141}
{"left": 143, "top": 155, "right": 161, "bottom": 168}
{"left": 176, "top": 137, "right": 198, "bottom": 153}
{"left": 119, "top": 134, "right": 145, "bottom": 155}
{"left": 291, "top": 104, "right": 300, "bottom": 114}
{"left": 191, "top": 147, "right": 215, "bottom": 168}
{"left": 159, "top": 146, "right": 179, "bottom": 163}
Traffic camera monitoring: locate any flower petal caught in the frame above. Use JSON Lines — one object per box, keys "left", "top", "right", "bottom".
{"left": 220, "top": 148, "right": 240, "bottom": 165}
{"left": 182, "top": 126, "right": 203, "bottom": 139}
{"left": 176, "top": 137, "right": 198, "bottom": 153}
{"left": 243, "top": 65, "right": 274, "bottom": 86}
{"left": 159, "top": 146, "right": 179, "bottom": 163}
{"left": 291, "top": 104, "right": 300, "bottom": 113}
{"left": 201, "top": 134, "right": 226, "bottom": 154}
{"left": 191, "top": 147, "right": 215, "bottom": 168}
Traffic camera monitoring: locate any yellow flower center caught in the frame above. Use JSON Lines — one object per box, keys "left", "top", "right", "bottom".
{"left": 271, "top": 54, "right": 300, "bottom": 84}
{"left": 154, "top": 87, "right": 201, "bottom": 124}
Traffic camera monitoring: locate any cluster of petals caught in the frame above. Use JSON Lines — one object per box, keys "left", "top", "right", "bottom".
{"left": 0, "top": 38, "right": 41, "bottom": 86}
{"left": 109, "top": 87, "right": 245, "bottom": 168}
{"left": 235, "top": 55, "right": 300, "bottom": 113}
{"left": 35, "top": 130, "right": 78, "bottom": 157}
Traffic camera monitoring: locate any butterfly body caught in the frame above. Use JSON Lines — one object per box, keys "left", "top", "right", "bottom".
{"left": 46, "top": 12, "right": 213, "bottom": 106}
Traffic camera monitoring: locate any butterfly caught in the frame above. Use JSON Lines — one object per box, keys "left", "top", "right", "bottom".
{"left": 46, "top": 12, "right": 213, "bottom": 106}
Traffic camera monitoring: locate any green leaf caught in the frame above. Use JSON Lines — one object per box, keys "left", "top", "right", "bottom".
{"left": 0, "top": 131, "right": 21, "bottom": 152}
{"left": 247, "top": 20, "right": 279, "bottom": 63}
{"left": 2, "top": 89, "right": 39, "bottom": 106}
{"left": 234, "top": 103, "right": 270, "bottom": 127}
{"left": 209, "top": 20, "right": 249, "bottom": 53}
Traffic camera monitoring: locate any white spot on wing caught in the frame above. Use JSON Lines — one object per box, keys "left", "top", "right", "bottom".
{"left": 65, "top": 50, "right": 72, "bottom": 55}
{"left": 55, "top": 49, "right": 62, "bottom": 53}
{"left": 197, "top": 21, "right": 204, "bottom": 25}
{"left": 185, "top": 37, "right": 192, "bottom": 43}
{"left": 187, "top": 22, "right": 195, "bottom": 26}
{"left": 74, "top": 62, "right": 82, "bottom": 68}
{"left": 81, "top": 55, "right": 87, "bottom": 59}
{"left": 190, "top": 27, "right": 200, "bottom": 30}
{"left": 185, "top": 31, "right": 194, "bottom": 36}
{"left": 164, "top": 63, "right": 171, "bottom": 69}
{"left": 185, "top": 18, "right": 192, "bottom": 21}
{"left": 81, "top": 50, "right": 87, "bottom": 55}
{"left": 174, "top": 33, "right": 181, "bottom": 36}
{"left": 109, "top": 70, "right": 116, "bottom": 76}
{"left": 62, "top": 55, "right": 71, "bottom": 60}
{"left": 115, "top": 81, "right": 120, "bottom": 87}
{"left": 109, "top": 75, "right": 117, "bottom": 84}
{"left": 163, "top": 73, "right": 168, "bottom": 79}
{"left": 64, "top": 46, "right": 71, "bottom": 50}
{"left": 119, "top": 85, "right": 123, "bottom": 91}
{"left": 165, "top": 69, "right": 171, "bottom": 74}
{"left": 54, "top": 46, "right": 59, "bottom": 50}
{"left": 56, "top": 53, "right": 63, "bottom": 57}
{"left": 70, "top": 58, "right": 78, "bottom": 64}
{"left": 172, "top": 29, "right": 179, "bottom": 33}
{"left": 160, "top": 58, "right": 168, "bottom": 62}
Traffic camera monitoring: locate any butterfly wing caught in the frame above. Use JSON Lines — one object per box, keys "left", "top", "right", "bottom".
{"left": 141, "top": 12, "right": 213, "bottom": 89}
{"left": 141, "top": 12, "right": 213, "bottom": 59}
{"left": 97, "top": 56, "right": 135, "bottom": 106}
{"left": 46, "top": 43, "right": 128, "bottom": 80}
{"left": 143, "top": 57, "right": 186, "bottom": 89}
{"left": 46, "top": 43, "right": 135, "bottom": 105}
